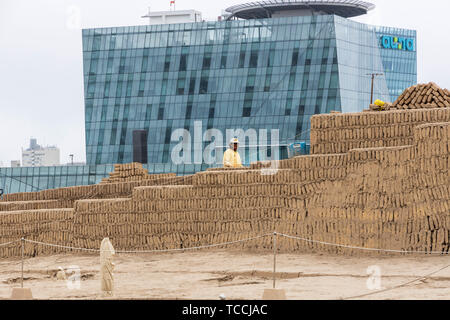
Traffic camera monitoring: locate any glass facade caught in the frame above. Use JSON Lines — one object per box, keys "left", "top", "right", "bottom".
{"left": 374, "top": 26, "right": 417, "bottom": 102}
{"left": 0, "top": 14, "right": 417, "bottom": 194}
{"left": 83, "top": 15, "right": 416, "bottom": 170}
{"left": 0, "top": 165, "right": 110, "bottom": 194}
{"left": 0, "top": 164, "right": 171, "bottom": 194}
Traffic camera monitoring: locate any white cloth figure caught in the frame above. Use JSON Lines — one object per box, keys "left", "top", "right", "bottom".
{"left": 100, "top": 238, "right": 115, "bottom": 296}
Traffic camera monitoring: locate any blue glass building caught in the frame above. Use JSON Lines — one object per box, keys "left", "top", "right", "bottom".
{"left": 375, "top": 26, "right": 417, "bottom": 102}
{"left": 1, "top": 0, "right": 417, "bottom": 194}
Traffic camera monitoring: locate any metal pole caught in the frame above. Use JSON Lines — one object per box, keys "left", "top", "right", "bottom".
{"left": 367, "top": 73, "right": 383, "bottom": 105}
{"left": 370, "top": 74, "right": 375, "bottom": 105}
{"left": 273, "top": 232, "right": 277, "bottom": 289}
{"left": 21, "top": 238, "right": 24, "bottom": 288}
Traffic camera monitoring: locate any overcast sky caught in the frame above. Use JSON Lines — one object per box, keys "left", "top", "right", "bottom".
{"left": 0, "top": 0, "right": 449, "bottom": 166}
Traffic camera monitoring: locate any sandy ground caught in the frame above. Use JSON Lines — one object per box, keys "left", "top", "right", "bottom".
{"left": 0, "top": 249, "right": 449, "bottom": 300}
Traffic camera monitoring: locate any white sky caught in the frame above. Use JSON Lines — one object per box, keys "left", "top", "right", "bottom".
{"left": 0, "top": 0, "right": 449, "bottom": 166}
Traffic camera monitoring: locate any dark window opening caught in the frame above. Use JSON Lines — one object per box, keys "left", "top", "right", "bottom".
{"left": 314, "top": 104, "right": 321, "bottom": 114}
{"left": 164, "top": 127, "right": 172, "bottom": 144}
{"left": 120, "top": 127, "right": 127, "bottom": 145}
{"left": 239, "top": 52, "right": 246, "bottom": 68}
{"left": 249, "top": 52, "right": 258, "bottom": 68}
{"left": 298, "top": 104, "right": 305, "bottom": 116}
{"left": 202, "top": 55, "right": 211, "bottom": 70}
{"left": 296, "top": 121, "right": 303, "bottom": 137}
{"left": 292, "top": 50, "right": 299, "bottom": 66}
{"left": 243, "top": 107, "right": 251, "bottom": 117}
{"left": 199, "top": 78, "right": 208, "bottom": 94}
{"left": 189, "top": 78, "right": 196, "bottom": 94}
{"left": 110, "top": 128, "right": 117, "bottom": 145}
{"left": 177, "top": 79, "right": 185, "bottom": 95}
{"left": 207, "top": 119, "right": 214, "bottom": 130}
{"left": 220, "top": 56, "right": 227, "bottom": 68}
{"left": 179, "top": 54, "right": 187, "bottom": 71}
{"left": 158, "top": 108, "right": 164, "bottom": 120}
{"left": 186, "top": 104, "right": 192, "bottom": 119}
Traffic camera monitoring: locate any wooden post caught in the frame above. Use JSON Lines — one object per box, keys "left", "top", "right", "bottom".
{"left": 367, "top": 73, "right": 384, "bottom": 105}
{"left": 273, "top": 232, "right": 277, "bottom": 289}
{"left": 21, "top": 238, "right": 24, "bottom": 288}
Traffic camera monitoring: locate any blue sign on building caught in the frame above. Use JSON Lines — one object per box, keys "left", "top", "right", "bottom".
{"left": 381, "top": 36, "right": 415, "bottom": 51}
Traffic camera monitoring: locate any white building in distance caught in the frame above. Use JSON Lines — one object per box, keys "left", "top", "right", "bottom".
{"left": 22, "top": 138, "right": 60, "bottom": 167}
{"left": 10, "top": 160, "right": 21, "bottom": 168}
{"left": 141, "top": 9, "right": 202, "bottom": 25}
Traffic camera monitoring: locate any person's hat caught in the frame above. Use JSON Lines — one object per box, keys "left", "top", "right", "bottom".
{"left": 230, "top": 138, "right": 239, "bottom": 145}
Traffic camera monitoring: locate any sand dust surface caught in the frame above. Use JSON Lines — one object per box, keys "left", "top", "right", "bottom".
{"left": 0, "top": 250, "right": 449, "bottom": 300}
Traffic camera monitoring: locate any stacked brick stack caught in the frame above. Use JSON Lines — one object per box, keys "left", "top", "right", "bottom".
{"left": 391, "top": 82, "right": 450, "bottom": 110}
{"left": 285, "top": 120, "right": 449, "bottom": 255}
{"left": 292, "top": 146, "right": 418, "bottom": 255}
{"left": 0, "top": 199, "right": 74, "bottom": 212}
{"left": 71, "top": 169, "right": 306, "bottom": 252}
{"left": 369, "top": 102, "right": 393, "bottom": 111}
{"left": 310, "top": 108, "right": 450, "bottom": 154}
{"left": 251, "top": 154, "right": 348, "bottom": 183}
{"left": 1, "top": 174, "right": 192, "bottom": 203}
{"left": 69, "top": 129, "right": 448, "bottom": 256}
{"left": 0, "top": 209, "right": 74, "bottom": 258}
{"left": 100, "top": 162, "right": 176, "bottom": 184}
{"left": 410, "top": 123, "right": 450, "bottom": 253}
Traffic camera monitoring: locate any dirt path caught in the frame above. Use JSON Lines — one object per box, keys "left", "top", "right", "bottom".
{"left": 0, "top": 250, "right": 449, "bottom": 300}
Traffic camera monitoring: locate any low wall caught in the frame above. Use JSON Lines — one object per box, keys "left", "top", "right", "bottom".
{"left": 310, "top": 108, "right": 450, "bottom": 154}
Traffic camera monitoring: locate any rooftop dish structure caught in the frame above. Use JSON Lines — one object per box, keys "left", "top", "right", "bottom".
{"left": 224, "top": 0, "right": 375, "bottom": 20}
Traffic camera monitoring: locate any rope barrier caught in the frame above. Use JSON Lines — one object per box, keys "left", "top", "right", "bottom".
{"left": 114, "top": 233, "right": 272, "bottom": 253}
{"left": 23, "top": 239, "right": 102, "bottom": 252}
{"left": 275, "top": 232, "right": 448, "bottom": 255}
{"left": 5, "top": 232, "right": 449, "bottom": 255}
{"left": 22, "top": 233, "right": 272, "bottom": 254}
{"left": 0, "top": 240, "right": 20, "bottom": 247}
{"left": 342, "top": 263, "right": 450, "bottom": 300}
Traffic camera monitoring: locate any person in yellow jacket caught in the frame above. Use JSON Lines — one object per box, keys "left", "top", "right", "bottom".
{"left": 223, "top": 138, "right": 243, "bottom": 168}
